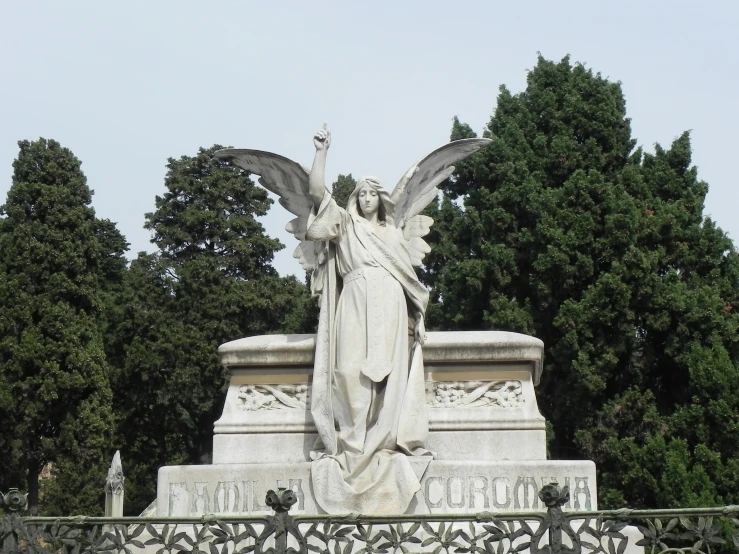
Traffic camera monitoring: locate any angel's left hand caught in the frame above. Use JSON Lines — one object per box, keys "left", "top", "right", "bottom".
{"left": 414, "top": 313, "right": 426, "bottom": 346}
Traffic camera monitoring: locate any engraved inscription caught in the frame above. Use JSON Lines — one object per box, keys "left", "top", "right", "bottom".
{"left": 241, "top": 481, "right": 250, "bottom": 513}
{"left": 191, "top": 482, "right": 210, "bottom": 514}
{"left": 276, "top": 478, "right": 306, "bottom": 510}
{"left": 514, "top": 476, "right": 539, "bottom": 509}
{"left": 447, "top": 476, "right": 466, "bottom": 508}
{"left": 426, "top": 380, "right": 523, "bottom": 408}
{"left": 469, "top": 477, "right": 489, "bottom": 509}
{"left": 214, "top": 481, "right": 239, "bottom": 513}
{"left": 492, "top": 477, "right": 511, "bottom": 509}
{"left": 167, "top": 482, "right": 189, "bottom": 516}
{"left": 167, "top": 474, "right": 592, "bottom": 515}
{"left": 424, "top": 477, "right": 443, "bottom": 509}
{"left": 422, "top": 475, "right": 593, "bottom": 511}
{"left": 175, "top": 478, "right": 308, "bottom": 515}
{"left": 573, "top": 476, "right": 592, "bottom": 510}
{"left": 252, "top": 481, "right": 267, "bottom": 511}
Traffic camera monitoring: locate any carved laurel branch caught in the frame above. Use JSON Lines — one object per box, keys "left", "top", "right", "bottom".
{"left": 238, "top": 384, "right": 311, "bottom": 411}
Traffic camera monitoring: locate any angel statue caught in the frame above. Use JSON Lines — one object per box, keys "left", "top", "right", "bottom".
{"left": 215, "top": 126, "right": 490, "bottom": 514}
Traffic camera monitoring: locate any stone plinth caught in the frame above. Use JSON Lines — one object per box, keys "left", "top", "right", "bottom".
{"left": 159, "top": 460, "right": 596, "bottom": 516}
{"left": 156, "top": 330, "right": 599, "bottom": 516}
{"left": 213, "top": 331, "right": 546, "bottom": 464}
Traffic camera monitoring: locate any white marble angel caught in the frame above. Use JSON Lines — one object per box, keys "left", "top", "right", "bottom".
{"left": 215, "top": 126, "right": 490, "bottom": 514}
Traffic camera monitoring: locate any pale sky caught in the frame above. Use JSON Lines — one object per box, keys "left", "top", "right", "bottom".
{"left": 1, "top": 1, "right": 737, "bottom": 278}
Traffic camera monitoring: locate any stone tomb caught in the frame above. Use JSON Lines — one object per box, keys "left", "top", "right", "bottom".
{"left": 157, "top": 331, "right": 597, "bottom": 516}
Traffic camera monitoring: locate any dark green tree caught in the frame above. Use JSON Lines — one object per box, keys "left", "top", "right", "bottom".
{"left": 428, "top": 56, "right": 739, "bottom": 508}
{"left": 0, "top": 139, "right": 125, "bottom": 514}
{"left": 574, "top": 135, "right": 739, "bottom": 507}
{"left": 331, "top": 174, "right": 356, "bottom": 208}
{"left": 106, "top": 252, "right": 206, "bottom": 513}
{"left": 109, "top": 146, "right": 315, "bottom": 514}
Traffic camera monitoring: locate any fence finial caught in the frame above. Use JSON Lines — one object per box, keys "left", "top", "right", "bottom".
{"left": 0, "top": 488, "right": 28, "bottom": 513}
{"left": 104, "top": 450, "right": 125, "bottom": 517}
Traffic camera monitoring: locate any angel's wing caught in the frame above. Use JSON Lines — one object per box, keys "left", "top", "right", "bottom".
{"left": 389, "top": 138, "right": 492, "bottom": 266}
{"left": 213, "top": 149, "right": 326, "bottom": 278}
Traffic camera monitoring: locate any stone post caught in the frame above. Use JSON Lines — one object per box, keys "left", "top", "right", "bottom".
{"left": 104, "top": 450, "right": 125, "bottom": 517}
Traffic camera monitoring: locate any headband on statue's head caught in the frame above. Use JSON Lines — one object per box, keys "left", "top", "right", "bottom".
{"left": 347, "top": 176, "right": 396, "bottom": 223}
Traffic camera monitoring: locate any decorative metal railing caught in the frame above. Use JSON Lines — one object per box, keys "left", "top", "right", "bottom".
{"left": 2, "top": 485, "right": 738, "bottom": 554}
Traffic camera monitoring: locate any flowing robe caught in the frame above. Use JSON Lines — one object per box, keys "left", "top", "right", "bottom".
{"left": 306, "top": 193, "right": 431, "bottom": 514}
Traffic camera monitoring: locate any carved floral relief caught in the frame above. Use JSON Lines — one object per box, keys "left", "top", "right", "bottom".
{"left": 426, "top": 380, "right": 523, "bottom": 408}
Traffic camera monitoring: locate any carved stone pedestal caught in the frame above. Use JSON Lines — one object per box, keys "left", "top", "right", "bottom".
{"left": 158, "top": 459, "right": 596, "bottom": 516}
{"left": 156, "top": 331, "right": 598, "bottom": 516}
{"left": 213, "top": 331, "right": 547, "bottom": 464}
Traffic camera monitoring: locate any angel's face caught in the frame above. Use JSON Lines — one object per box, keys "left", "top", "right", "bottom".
{"left": 358, "top": 184, "right": 380, "bottom": 217}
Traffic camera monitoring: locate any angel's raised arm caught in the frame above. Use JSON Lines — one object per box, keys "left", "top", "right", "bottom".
{"left": 309, "top": 124, "right": 332, "bottom": 209}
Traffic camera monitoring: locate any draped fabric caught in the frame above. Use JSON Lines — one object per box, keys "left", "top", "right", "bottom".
{"left": 306, "top": 192, "right": 431, "bottom": 514}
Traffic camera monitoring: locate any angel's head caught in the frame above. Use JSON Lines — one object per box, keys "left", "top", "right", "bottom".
{"left": 348, "top": 176, "right": 395, "bottom": 224}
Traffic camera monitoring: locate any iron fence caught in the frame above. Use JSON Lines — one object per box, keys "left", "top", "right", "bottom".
{"left": 2, "top": 485, "right": 738, "bottom": 554}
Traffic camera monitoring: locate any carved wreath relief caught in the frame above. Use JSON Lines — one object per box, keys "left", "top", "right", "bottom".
{"left": 426, "top": 380, "right": 523, "bottom": 408}
{"left": 237, "top": 384, "right": 310, "bottom": 410}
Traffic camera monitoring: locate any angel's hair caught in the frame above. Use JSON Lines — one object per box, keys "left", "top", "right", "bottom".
{"left": 347, "top": 176, "right": 395, "bottom": 225}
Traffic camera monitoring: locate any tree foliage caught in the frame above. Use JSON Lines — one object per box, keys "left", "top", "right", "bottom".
{"left": 331, "top": 174, "right": 357, "bottom": 208}
{"left": 426, "top": 56, "right": 739, "bottom": 508}
{"left": 108, "top": 146, "right": 315, "bottom": 514}
{"left": 0, "top": 139, "right": 126, "bottom": 514}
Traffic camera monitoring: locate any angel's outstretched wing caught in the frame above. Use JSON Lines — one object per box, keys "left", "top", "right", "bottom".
{"left": 213, "top": 149, "right": 327, "bottom": 288}
{"left": 389, "top": 138, "right": 492, "bottom": 266}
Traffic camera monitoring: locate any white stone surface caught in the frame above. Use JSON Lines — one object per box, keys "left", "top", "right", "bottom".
{"left": 157, "top": 459, "right": 596, "bottom": 516}
{"left": 621, "top": 526, "right": 647, "bottom": 554}
{"left": 213, "top": 331, "right": 547, "bottom": 465}
{"left": 427, "top": 430, "right": 545, "bottom": 461}
{"left": 218, "top": 332, "right": 544, "bottom": 384}
{"left": 213, "top": 432, "right": 319, "bottom": 464}
{"left": 213, "top": 429, "right": 547, "bottom": 464}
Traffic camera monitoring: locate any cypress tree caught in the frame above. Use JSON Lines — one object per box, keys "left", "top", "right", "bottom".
{"left": 428, "top": 56, "right": 739, "bottom": 507}
{"left": 0, "top": 139, "right": 123, "bottom": 514}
